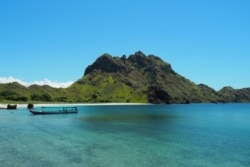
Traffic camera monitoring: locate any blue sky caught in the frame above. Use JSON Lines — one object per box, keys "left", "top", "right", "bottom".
{"left": 0, "top": 0, "right": 249, "bottom": 90}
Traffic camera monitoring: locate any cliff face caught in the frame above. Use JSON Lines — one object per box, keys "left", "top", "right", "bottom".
{"left": 1, "top": 51, "right": 249, "bottom": 104}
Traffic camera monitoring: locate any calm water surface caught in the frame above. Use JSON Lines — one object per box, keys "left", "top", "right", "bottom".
{"left": 0, "top": 104, "right": 250, "bottom": 167}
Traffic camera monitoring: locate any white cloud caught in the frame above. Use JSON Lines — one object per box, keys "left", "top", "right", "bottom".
{"left": 0, "top": 76, "right": 74, "bottom": 88}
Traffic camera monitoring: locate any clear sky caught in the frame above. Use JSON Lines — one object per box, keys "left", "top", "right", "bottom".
{"left": 0, "top": 0, "right": 249, "bottom": 90}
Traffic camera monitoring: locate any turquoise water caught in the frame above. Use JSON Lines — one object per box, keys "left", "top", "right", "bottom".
{"left": 0, "top": 104, "right": 250, "bottom": 167}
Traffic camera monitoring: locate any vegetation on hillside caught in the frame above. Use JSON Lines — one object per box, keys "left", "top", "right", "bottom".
{"left": 0, "top": 51, "right": 250, "bottom": 104}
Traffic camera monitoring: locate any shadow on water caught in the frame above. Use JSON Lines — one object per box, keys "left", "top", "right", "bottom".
{"left": 79, "top": 113, "right": 176, "bottom": 122}
{"left": 77, "top": 105, "right": 178, "bottom": 123}
{"left": 75, "top": 105, "right": 181, "bottom": 139}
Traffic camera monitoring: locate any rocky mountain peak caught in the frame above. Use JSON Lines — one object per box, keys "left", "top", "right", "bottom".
{"left": 128, "top": 51, "right": 149, "bottom": 67}
{"left": 84, "top": 54, "right": 126, "bottom": 75}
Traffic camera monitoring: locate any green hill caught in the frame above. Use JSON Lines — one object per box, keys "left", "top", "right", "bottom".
{"left": 68, "top": 51, "right": 250, "bottom": 103}
{"left": 0, "top": 51, "right": 250, "bottom": 104}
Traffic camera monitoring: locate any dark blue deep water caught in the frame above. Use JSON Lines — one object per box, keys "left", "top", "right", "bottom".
{"left": 0, "top": 104, "right": 250, "bottom": 167}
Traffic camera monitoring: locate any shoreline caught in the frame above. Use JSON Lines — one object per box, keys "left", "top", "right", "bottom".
{"left": 0, "top": 102, "right": 149, "bottom": 108}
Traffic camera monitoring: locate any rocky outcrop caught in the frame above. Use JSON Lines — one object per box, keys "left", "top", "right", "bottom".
{"left": 147, "top": 86, "right": 172, "bottom": 104}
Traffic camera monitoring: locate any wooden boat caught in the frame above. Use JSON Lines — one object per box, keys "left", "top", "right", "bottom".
{"left": 29, "top": 106, "right": 78, "bottom": 115}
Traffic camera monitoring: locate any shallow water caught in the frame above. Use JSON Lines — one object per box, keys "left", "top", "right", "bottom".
{"left": 0, "top": 104, "right": 250, "bottom": 167}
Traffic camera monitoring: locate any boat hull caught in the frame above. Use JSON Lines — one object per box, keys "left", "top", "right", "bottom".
{"left": 29, "top": 110, "right": 78, "bottom": 115}
{"left": 29, "top": 106, "right": 78, "bottom": 115}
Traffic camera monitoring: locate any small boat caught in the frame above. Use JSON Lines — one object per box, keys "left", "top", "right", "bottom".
{"left": 29, "top": 106, "right": 78, "bottom": 115}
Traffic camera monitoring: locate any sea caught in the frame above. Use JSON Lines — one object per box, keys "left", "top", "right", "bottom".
{"left": 0, "top": 103, "right": 249, "bottom": 167}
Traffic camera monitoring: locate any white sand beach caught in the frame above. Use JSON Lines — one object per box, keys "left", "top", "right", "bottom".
{"left": 0, "top": 102, "right": 149, "bottom": 109}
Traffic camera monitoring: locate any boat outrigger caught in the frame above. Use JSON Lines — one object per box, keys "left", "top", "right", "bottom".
{"left": 29, "top": 106, "right": 78, "bottom": 115}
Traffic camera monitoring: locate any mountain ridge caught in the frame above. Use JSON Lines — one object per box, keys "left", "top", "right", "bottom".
{"left": 0, "top": 51, "right": 250, "bottom": 104}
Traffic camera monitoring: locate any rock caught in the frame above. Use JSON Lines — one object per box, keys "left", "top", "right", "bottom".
{"left": 147, "top": 86, "right": 172, "bottom": 104}
{"left": 7, "top": 104, "right": 17, "bottom": 109}
{"left": 27, "top": 103, "right": 34, "bottom": 109}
